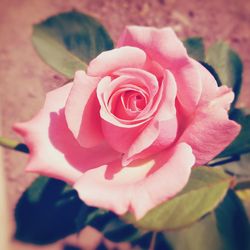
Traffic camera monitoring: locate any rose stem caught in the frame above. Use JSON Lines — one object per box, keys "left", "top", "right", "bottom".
{"left": 0, "top": 136, "right": 29, "bottom": 153}
{"left": 149, "top": 231, "right": 157, "bottom": 250}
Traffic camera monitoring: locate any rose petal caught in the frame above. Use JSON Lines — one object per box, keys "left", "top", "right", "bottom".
{"left": 117, "top": 26, "right": 202, "bottom": 112}
{"left": 180, "top": 86, "right": 241, "bottom": 165}
{"left": 194, "top": 60, "right": 219, "bottom": 104}
{"left": 101, "top": 119, "right": 147, "bottom": 153}
{"left": 122, "top": 120, "right": 160, "bottom": 166}
{"left": 117, "top": 26, "right": 187, "bottom": 66}
{"left": 156, "top": 70, "right": 177, "bottom": 121}
{"left": 102, "top": 75, "right": 151, "bottom": 121}
{"left": 214, "top": 85, "right": 235, "bottom": 110}
{"left": 122, "top": 70, "right": 178, "bottom": 165}
{"left": 65, "top": 71, "right": 104, "bottom": 148}
{"left": 96, "top": 70, "right": 176, "bottom": 154}
{"left": 74, "top": 142, "right": 195, "bottom": 219}
{"left": 173, "top": 59, "right": 202, "bottom": 111}
{"left": 97, "top": 76, "right": 148, "bottom": 127}
{"left": 87, "top": 46, "right": 147, "bottom": 77}
{"left": 130, "top": 143, "right": 195, "bottom": 219}
{"left": 108, "top": 68, "right": 159, "bottom": 121}
{"left": 114, "top": 68, "right": 159, "bottom": 97}
{"left": 143, "top": 57, "right": 164, "bottom": 78}
{"left": 97, "top": 76, "right": 150, "bottom": 153}
{"left": 13, "top": 83, "right": 120, "bottom": 184}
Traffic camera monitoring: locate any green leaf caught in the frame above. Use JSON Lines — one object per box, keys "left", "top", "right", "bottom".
{"left": 132, "top": 232, "right": 172, "bottom": 250}
{"left": 103, "top": 218, "right": 141, "bottom": 243}
{"left": 166, "top": 213, "right": 222, "bottom": 250}
{"left": 218, "top": 109, "right": 250, "bottom": 158}
{"left": 15, "top": 176, "right": 144, "bottom": 245}
{"left": 85, "top": 209, "right": 141, "bottom": 243}
{"left": 15, "top": 177, "right": 90, "bottom": 244}
{"left": 205, "top": 42, "right": 243, "bottom": 105}
{"left": 32, "top": 11, "right": 114, "bottom": 78}
{"left": 85, "top": 210, "right": 171, "bottom": 246}
{"left": 123, "top": 167, "right": 232, "bottom": 231}
{"left": 199, "top": 61, "right": 222, "bottom": 86}
{"left": 26, "top": 176, "right": 50, "bottom": 202}
{"left": 165, "top": 190, "right": 250, "bottom": 250}
{"left": 236, "top": 189, "right": 250, "bottom": 219}
{"left": 215, "top": 191, "right": 250, "bottom": 250}
{"left": 183, "top": 37, "right": 205, "bottom": 61}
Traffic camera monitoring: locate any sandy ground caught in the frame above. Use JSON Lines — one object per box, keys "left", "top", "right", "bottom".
{"left": 0, "top": 0, "right": 250, "bottom": 249}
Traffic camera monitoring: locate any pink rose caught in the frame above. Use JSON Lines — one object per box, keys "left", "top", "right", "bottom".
{"left": 14, "top": 26, "right": 240, "bottom": 219}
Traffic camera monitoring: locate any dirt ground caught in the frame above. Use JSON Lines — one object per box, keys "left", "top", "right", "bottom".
{"left": 0, "top": 0, "right": 250, "bottom": 249}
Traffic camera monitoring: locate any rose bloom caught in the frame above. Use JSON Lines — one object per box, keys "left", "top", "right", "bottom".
{"left": 14, "top": 26, "right": 240, "bottom": 219}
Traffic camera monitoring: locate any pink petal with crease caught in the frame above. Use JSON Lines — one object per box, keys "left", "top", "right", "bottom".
{"left": 180, "top": 86, "right": 241, "bottom": 165}
{"left": 173, "top": 59, "right": 202, "bottom": 111}
{"left": 87, "top": 46, "right": 147, "bottom": 77}
{"left": 122, "top": 120, "right": 160, "bottom": 166}
{"left": 194, "top": 60, "right": 219, "bottom": 104}
{"left": 13, "top": 83, "right": 120, "bottom": 184}
{"left": 65, "top": 71, "right": 104, "bottom": 148}
{"left": 101, "top": 119, "right": 147, "bottom": 153}
{"left": 74, "top": 143, "right": 195, "bottom": 219}
{"left": 117, "top": 26, "right": 187, "bottom": 66}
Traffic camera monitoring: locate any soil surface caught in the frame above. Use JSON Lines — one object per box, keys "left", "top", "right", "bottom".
{"left": 0, "top": 0, "right": 250, "bottom": 249}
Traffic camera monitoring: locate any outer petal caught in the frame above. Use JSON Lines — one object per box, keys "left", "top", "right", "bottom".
{"left": 180, "top": 86, "right": 241, "bottom": 165}
{"left": 194, "top": 60, "right": 219, "bottom": 104}
{"left": 13, "top": 83, "right": 120, "bottom": 184}
{"left": 117, "top": 26, "right": 187, "bottom": 66}
{"left": 87, "top": 46, "right": 147, "bottom": 77}
{"left": 74, "top": 143, "right": 195, "bottom": 219}
{"left": 173, "top": 59, "right": 202, "bottom": 111}
{"left": 117, "top": 26, "right": 202, "bottom": 112}
{"left": 65, "top": 71, "right": 103, "bottom": 148}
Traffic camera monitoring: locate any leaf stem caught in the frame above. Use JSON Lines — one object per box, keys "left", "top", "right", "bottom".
{"left": 0, "top": 136, "right": 29, "bottom": 153}
{"left": 149, "top": 232, "right": 157, "bottom": 250}
{"left": 235, "top": 179, "right": 250, "bottom": 190}
{"left": 207, "top": 154, "right": 240, "bottom": 167}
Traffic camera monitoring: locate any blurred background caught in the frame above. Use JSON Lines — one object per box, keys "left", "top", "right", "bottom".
{"left": 0, "top": 0, "right": 250, "bottom": 249}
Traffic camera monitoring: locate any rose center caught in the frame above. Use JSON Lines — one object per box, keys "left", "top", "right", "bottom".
{"left": 123, "top": 90, "right": 146, "bottom": 112}
{"left": 109, "top": 88, "right": 148, "bottom": 120}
